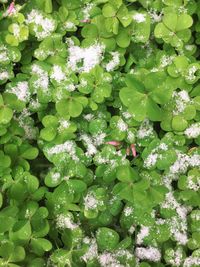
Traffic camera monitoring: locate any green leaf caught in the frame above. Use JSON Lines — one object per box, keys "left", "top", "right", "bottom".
{"left": 6, "top": 34, "right": 19, "bottom": 46}
{"left": 10, "top": 183, "right": 27, "bottom": 202}
{"left": 116, "top": 165, "right": 137, "bottom": 183}
{"left": 27, "top": 258, "right": 46, "bottom": 267}
{"left": 148, "top": 186, "right": 168, "bottom": 205}
{"left": 119, "top": 86, "right": 143, "bottom": 107}
{"left": 146, "top": 98, "right": 163, "bottom": 121}
{"left": 110, "top": 0, "right": 122, "bottom": 8}
{"left": 149, "top": 88, "right": 172, "bottom": 105}
{"left": 42, "top": 115, "right": 58, "bottom": 127}
{"left": 133, "top": 179, "right": 150, "bottom": 191}
{"left": 44, "top": 0, "right": 53, "bottom": 13}
{"left": 174, "top": 55, "right": 189, "bottom": 72}
{"left": 10, "top": 220, "right": 32, "bottom": 244}
{"left": 117, "top": 5, "right": 132, "bottom": 27}
{"left": 21, "top": 147, "right": 39, "bottom": 160}
{"left": 45, "top": 171, "right": 61, "bottom": 188}
{"left": 116, "top": 30, "right": 131, "bottom": 48}
{"left": 68, "top": 99, "right": 83, "bottom": 117}
{"left": 154, "top": 23, "right": 171, "bottom": 39}
{"left": 0, "top": 215, "right": 15, "bottom": 233}
{"left": 75, "top": 96, "right": 88, "bottom": 107}
{"left": 163, "top": 13, "right": 178, "bottom": 31}
{"left": 102, "top": 3, "right": 117, "bottom": 17}
{"left": 172, "top": 115, "right": 188, "bottom": 131}
{"left": 58, "top": 6, "right": 69, "bottom": 21}
{"left": 117, "top": 185, "right": 134, "bottom": 202}
{"left": 0, "top": 106, "right": 13, "bottom": 124}
{"left": 56, "top": 99, "right": 68, "bottom": 117}
{"left": 40, "top": 127, "right": 57, "bottom": 141}
{"left": 26, "top": 174, "right": 39, "bottom": 193}
{"left": 0, "top": 242, "right": 14, "bottom": 260}
{"left": 30, "top": 238, "right": 52, "bottom": 256}
{"left": 0, "top": 193, "right": 2, "bottom": 209}
{"left": 128, "top": 93, "right": 148, "bottom": 121}
{"left": 176, "top": 14, "right": 193, "bottom": 31}
{"left": 132, "top": 12, "right": 151, "bottom": 43}
{"left": 81, "top": 24, "right": 98, "bottom": 39}
{"left": 67, "top": 179, "right": 87, "bottom": 193}
{"left": 89, "top": 118, "right": 107, "bottom": 134}
{"left": 105, "top": 17, "right": 119, "bottom": 34}
{"left": 125, "top": 75, "right": 145, "bottom": 92}
{"left": 9, "top": 246, "right": 26, "bottom": 263}
{"left": 96, "top": 227, "right": 119, "bottom": 251}
{"left": 183, "top": 105, "right": 196, "bottom": 120}
{"left": 116, "top": 236, "right": 132, "bottom": 250}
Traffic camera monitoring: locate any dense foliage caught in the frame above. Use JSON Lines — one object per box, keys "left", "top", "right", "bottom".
{"left": 0, "top": 0, "right": 200, "bottom": 266}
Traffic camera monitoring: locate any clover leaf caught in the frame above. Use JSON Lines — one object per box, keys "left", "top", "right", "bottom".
{"left": 56, "top": 96, "right": 87, "bottom": 118}
{"left": 96, "top": 227, "right": 120, "bottom": 251}
{"left": 0, "top": 0, "right": 200, "bottom": 265}
{"left": 155, "top": 13, "right": 193, "bottom": 49}
{"left": 0, "top": 241, "right": 26, "bottom": 263}
{"left": 120, "top": 74, "right": 164, "bottom": 121}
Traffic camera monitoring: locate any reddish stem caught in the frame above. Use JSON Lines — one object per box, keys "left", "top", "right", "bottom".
{"left": 126, "top": 147, "right": 130, "bottom": 156}
{"left": 130, "top": 144, "right": 137, "bottom": 157}
{"left": 8, "top": 1, "right": 15, "bottom": 15}
{"left": 80, "top": 19, "right": 91, "bottom": 23}
{"left": 105, "top": 141, "right": 122, "bottom": 147}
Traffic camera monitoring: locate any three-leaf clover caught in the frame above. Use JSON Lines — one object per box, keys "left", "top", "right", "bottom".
{"left": 155, "top": 13, "right": 193, "bottom": 49}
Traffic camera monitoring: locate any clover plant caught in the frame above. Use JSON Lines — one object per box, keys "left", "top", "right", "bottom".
{"left": 0, "top": 0, "right": 200, "bottom": 266}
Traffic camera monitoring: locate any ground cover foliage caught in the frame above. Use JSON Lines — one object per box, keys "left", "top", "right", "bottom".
{"left": 0, "top": 0, "right": 200, "bottom": 266}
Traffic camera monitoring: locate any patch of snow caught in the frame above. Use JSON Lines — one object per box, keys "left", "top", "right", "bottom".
{"left": 133, "top": 13, "right": 146, "bottom": 23}
{"left": 67, "top": 42, "right": 105, "bottom": 73}
{"left": 135, "top": 247, "right": 161, "bottom": 262}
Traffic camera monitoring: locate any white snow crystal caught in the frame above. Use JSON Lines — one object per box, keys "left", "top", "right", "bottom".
{"left": 137, "top": 119, "right": 154, "bottom": 139}
{"left": 161, "top": 192, "right": 189, "bottom": 245}
{"left": 9, "top": 81, "right": 30, "bottom": 102}
{"left": 124, "top": 207, "right": 133, "bottom": 216}
{"left": 169, "top": 152, "right": 189, "bottom": 174}
{"left": 50, "top": 65, "right": 66, "bottom": 83}
{"left": 185, "top": 122, "right": 200, "bottom": 138}
{"left": 56, "top": 214, "right": 78, "bottom": 230}
{"left": 52, "top": 172, "right": 60, "bottom": 183}
{"left": 135, "top": 247, "right": 161, "bottom": 262}
{"left": 26, "top": 9, "right": 56, "bottom": 40}
{"left": 98, "top": 252, "right": 124, "bottom": 267}
{"left": 82, "top": 238, "right": 98, "bottom": 262}
{"left": 173, "top": 90, "right": 191, "bottom": 115}
{"left": 185, "top": 65, "right": 198, "bottom": 81}
{"left": 144, "top": 153, "right": 158, "bottom": 168}
{"left": 12, "top": 24, "right": 20, "bottom": 38}
{"left": 133, "top": 13, "right": 146, "bottom": 23}
{"left": 160, "top": 55, "right": 174, "bottom": 68}
{"left": 67, "top": 42, "right": 105, "bottom": 73}
{"left": 105, "top": 52, "right": 120, "bottom": 72}
{"left": 187, "top": 175, "right": 200, "bottom": 191}
{"left": 80, "top": 134, "right": 98, "bottom": 156}
{"left": 82, "top": 3, "right": 94, "bottom": 21}
{"left": 136, "top": 225, "right": 150, "bottom": 245}
{"left": 0, "top": 45, "right": 9, "bottom": 63}
{"left": 117, "top": 119, "right": 128, "bottom": 132}
{"left": 149, "top": 9, "right": 163, "bottom": 23}
{"left": 183, "top": 256, "right": 200, "bottom": 267}
{"left": 32, "top": 64, "right": 49, "bottom": 90}
{"left": 84, "top": 114, "right": 94, "bottom": 121}
{"left": 0, "top": 71, "right": 9, "bottom": 80}
{"left": 64, "top": 21, "right": 75, "bottom": 29}
{"left": 84, "top": 193, "right": 98, "bottom": 210}
{"left": 47, "top": 141, "right": 79, "bottom": 161}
